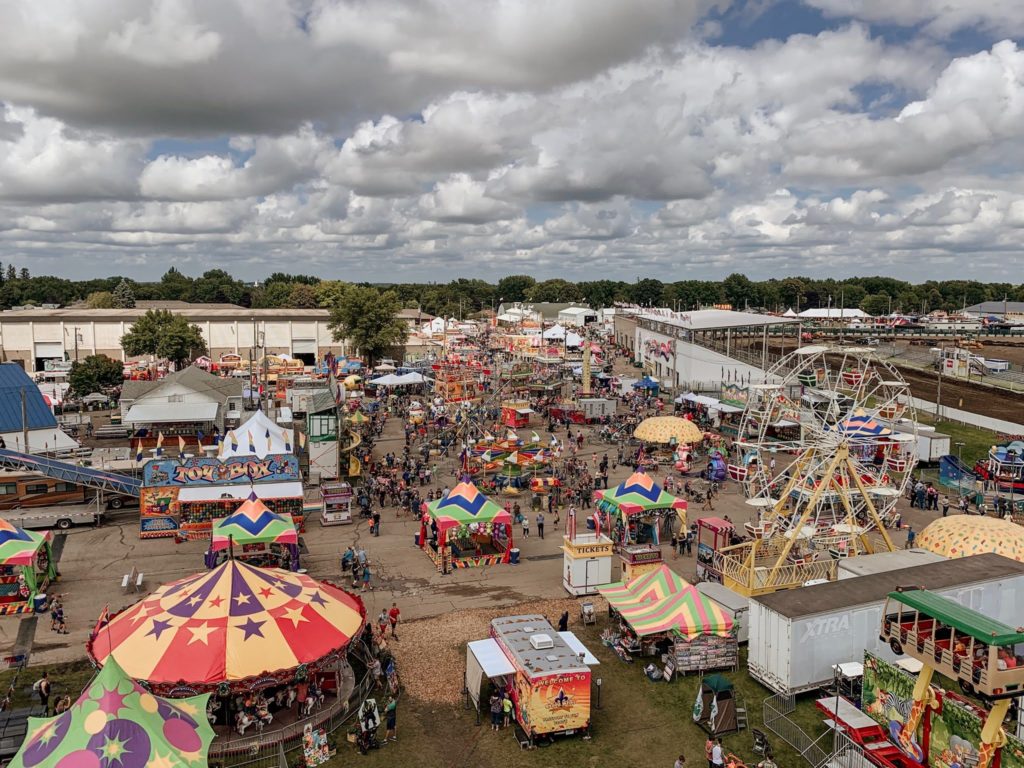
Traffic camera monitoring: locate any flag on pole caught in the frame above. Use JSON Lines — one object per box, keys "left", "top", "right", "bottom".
{"left": 178, "top": 435, "right": 186, "bottom": 455}
{"left": 228, "top": 431, "right": 239, "bottom": 452}
{"left": 531, "top": 431, "right": 540, "bottom": 443}
{"left": 197, "top": 431, "right": 204, "bottom": 449}
{"left": 155, "top": 432, "right": 164, "bottom": 457}
{"left": 281, "top": 429, "right": 292, "bottom": 452}
{"left": 298, "top": 432, "right": 307, "bottom": 449}
{"left": 134, "top": 440, "right": 143, "bottom": 462}
{"left": 709, "top": 692, "right": 719, "bottom": 730}
{"left": 506, "top": 429, "right": 517, "bottom": 441}
{"left": 93, "top": 604, "right": 110, "bottom": 636}
{"left": 691, "top": 683, "right": 703, "bottom": 722}
{"left": 248, "top": 431, "right": 256, "bottom": 453}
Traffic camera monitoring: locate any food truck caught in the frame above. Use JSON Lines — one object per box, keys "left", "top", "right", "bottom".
{"left": 489, "top": 615, "right": 591, "bottom": 741}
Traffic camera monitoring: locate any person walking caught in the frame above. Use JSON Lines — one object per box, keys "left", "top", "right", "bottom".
{"left": 536, "top": 511, "right": 545, "bottom": 540}
{"left": 489, "top": 693, "right": 502, "bottom": 731}
{"left": 941, "top": 495, "right": 950, "bottom": 517}
{"left": 905, "top": 525, "right": 916, "bottom": 550}
{"left": 674, "top": 754, "right": 686, "bottom": 768}
{"left": 384, "top": 697, "right": 398, "bottom": 742}
{"left": 371, "top": 510, "right": 381, "bottom": 536}
{"left": 521, "top": 514, "right": 530, "bottom": 538}
{"left": 377, "top": 609, "right": 388, "bottom": 637}
{"left": 711, "top": 738, "right": 725, "bottom": 768}
{"left": 705, "top": 737, "right": 715, "bottom": 768}
{"left": 388, "top": 602, "right": 401, "bottom": 639}
{"left": 34, "top": 672, "right": 51, "bottom": 716}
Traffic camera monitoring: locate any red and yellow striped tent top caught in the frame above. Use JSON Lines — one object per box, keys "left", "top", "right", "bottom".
{"left": 617, "top": 586, "right": 733, "bottom": 639}
{"left": 88, "top": 559, "right": 365, "bottom": 686}
{"left": 598, "top": 564, "right": 689, "bottom": 611}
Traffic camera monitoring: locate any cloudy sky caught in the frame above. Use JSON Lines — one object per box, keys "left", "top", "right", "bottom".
{"left": 1, "top": 0, "right": 1023, "bottom": 283}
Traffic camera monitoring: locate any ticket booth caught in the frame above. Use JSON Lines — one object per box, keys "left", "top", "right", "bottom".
{"left": 618, "top": 543, "right": 663, "bottom": 583}
{"left": 561, "top": 533, "right": 614, "bottom": 596}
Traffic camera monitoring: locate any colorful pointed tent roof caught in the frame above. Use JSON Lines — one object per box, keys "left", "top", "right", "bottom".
{"left": 829, "top": 408, "right": 892, "bottom": 437}
{"left": 617, "top": 586, "right": 734, "bottom": 639}
{"left": 9, "top": 655, "right": 213, "bottom": 768}
{"left": 0, "top": 519, "right": 50, "bottom": 567}
{"left": 426, "top": 482, "right": 512, "bottom": 533}
{"left": 595, "top": 472, "right": 687, "bottom": 516}
{"left": 598, "top": 564, "right": 690, "bottom": 610}
{"left": 88, "top": 560, "right": 365, "bottom": 686}
{"left": 210, "top": 498, "right": 298, "bottom": 553}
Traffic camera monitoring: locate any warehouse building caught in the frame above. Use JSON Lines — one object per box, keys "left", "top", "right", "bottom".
{"left": 0, "top": 303, "right": 348, "bottom": 372}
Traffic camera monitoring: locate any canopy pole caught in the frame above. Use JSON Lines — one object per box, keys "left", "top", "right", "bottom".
{"left": 228, "top": 534, "right": 234, "bottom": 561}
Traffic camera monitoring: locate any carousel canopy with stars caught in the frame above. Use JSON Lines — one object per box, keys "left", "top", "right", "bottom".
{"left": 599, "top": 564, "right": 690, "bottom": 611}
{"left": 210, "top": 497, "right": 298, "bottom": 553}
{"left": 0, "top": 519, "right": 51, "bottom": 567}
{"left": 87, "top": 559, "right": 366, "bottom": 686}
{"left": 595, "top": 472, "right": 687, "bottom": 517}
{"left": 617, "top": 585, "right": 734, "bottom": 639}
{"left": 9, "top": 654, "right": 214, "bottom": 768}
{"left": 425, "top": 482, "right": 512, "bottom": 535}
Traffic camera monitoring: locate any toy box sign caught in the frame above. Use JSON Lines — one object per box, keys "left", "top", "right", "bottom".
{"left": 144, "top": 454, "right": 300, "bottom": 487}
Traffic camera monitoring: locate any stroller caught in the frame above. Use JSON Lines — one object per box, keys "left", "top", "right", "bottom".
{"left": 356, "top": 699, "right": 382, "bottom": 755}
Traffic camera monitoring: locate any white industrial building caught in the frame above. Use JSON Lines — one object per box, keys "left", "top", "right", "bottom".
{"left": 630, "top": 309, "right": 800, "bottom": 393}
{"left": 0, "top": 303, "right": 348, "bottom": 372}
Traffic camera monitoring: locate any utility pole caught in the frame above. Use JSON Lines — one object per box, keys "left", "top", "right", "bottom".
{"left": 936, "top": 344, "right": 943, "bottom": 422}
{"left": 21, "top": 389, "right": 29, "bottom": 454}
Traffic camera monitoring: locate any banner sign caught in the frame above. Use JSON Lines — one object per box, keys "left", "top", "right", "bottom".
{"left": 144, "top": 454, "right": 300, "bottom": 487}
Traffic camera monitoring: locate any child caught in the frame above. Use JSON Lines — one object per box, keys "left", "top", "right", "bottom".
{"left": 362, "top": 563, "right": 371, "bottom": 591}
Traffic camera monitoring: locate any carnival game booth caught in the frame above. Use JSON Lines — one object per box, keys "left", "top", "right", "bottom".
{"left": 0, "top": 519, "right": 56, "bottom": 616}
{"left": 500, "top": 400, "right": 534, "bottom": 429}
{"left": 88, "top": 559, "right": 366, "bottom": 739}
{"left": 419, "top": 483, "right": 514, "bottom": 570}
{"left": 594, "top": 471, "right": 687, "bottom": 546}
{"left": 9, "top": 655, "right": 215, "bottom": 768}
{"left": 601, "top": 568, "right": 737, "bottom": 675}
{"left": 206, "top": 497, "right": 300, "bottom": 571}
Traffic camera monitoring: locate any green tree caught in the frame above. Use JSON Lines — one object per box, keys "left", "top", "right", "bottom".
{"left": 496, "top": 275, "right": 536, "bottom": 303}
{"left": 68, "top": 355, "right": 123, "bottom": 397}
{"left": 629, "top": 278, "right": 664, "bottom": 307}
{"left": 158, "top": 268, "right": 193, "bottom": 301}
{"left": 722, "top": 273, "right": 757, "bottom": 309}
{"left": 327, "top": 287, "right": 408, "bottom": 367}
{"left": 288, "top": 283, "right": 318, "bottom": 308}
{"left": 860, "top": 293, "right": 892, "bottom": 317}
{"left": 18, "top": 268, "right": 29, "bottom": 280}
{"left": 527, "top": 279, "right": 583, "bottom": 303}
{"left": 5, "top": 265, "right": 16, "bottom": 282}
{"left": 86, "top": 291, "right": 116, "bottom": 309}
{"left": 121, "top": 310, "right": 207, "bottom": 369}
{"left": 112, "top": 279, "right": 136, "bottom": 309}
{"left": 314, "top": 280, "right": 350, "bottom": 308}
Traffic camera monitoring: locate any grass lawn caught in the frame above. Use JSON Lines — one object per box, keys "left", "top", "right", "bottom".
{"left": 351, "top": 628, "right": 831, "bottom": 768}
{"left": 0, "top": 658, "right": 95, "bottom": 715}
{"left": 922, "top": 415, "right": 996, "bottom": 468}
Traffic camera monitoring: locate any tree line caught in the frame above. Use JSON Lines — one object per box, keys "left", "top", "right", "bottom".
{"left": 0, "top": 266, "right": 1020, "bottom": 318}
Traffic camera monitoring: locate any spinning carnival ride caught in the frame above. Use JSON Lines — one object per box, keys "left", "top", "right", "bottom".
{"left": 720, "top": 346, "right": 918, "bottom": 595}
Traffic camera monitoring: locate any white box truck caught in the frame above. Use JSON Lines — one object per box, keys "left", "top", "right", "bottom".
{"left": 748, "top": 553, "right": 1024, "bottom": 695}
{"left": 836, "top": 549, "right": 946, "bottom": 579}
{"left": 894, "top": 424, "right": 951, "bottom": 464}
{"left": 696, "top": 581, "right": 750, "bottom": 643}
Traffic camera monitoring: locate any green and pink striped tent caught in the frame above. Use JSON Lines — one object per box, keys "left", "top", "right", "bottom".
{"left": 598, "top": 564, "right": 689, "bottom": 611}
{"left": 594, "top": 471, "right": 687, "bottom": 516}
{"left": 616, "top": 585, "right": 733, "bottom": 639}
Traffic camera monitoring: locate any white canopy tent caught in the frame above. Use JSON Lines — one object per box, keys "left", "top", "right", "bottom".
{"left": 465, "top": 639, "right": 516, "bottom": 708}
{"left": 221, "top": 409, "right": 294, "bottom": 459}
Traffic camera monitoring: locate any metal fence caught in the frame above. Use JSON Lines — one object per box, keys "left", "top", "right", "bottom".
{"left": 762, "top": 692, "right": 834, "bottom": 768}
{"left": 208, "top": 642, "right": 385, "bottom": 768}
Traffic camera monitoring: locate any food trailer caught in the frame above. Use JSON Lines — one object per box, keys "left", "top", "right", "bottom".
{"left": 320, "top": 482, "right": 354, "bottom": 526}
{"left": 490, "top": 615, "right": 591, "bottom": 742}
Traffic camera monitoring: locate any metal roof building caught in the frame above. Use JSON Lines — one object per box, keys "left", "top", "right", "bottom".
{"left": 0, "top": 364, "right": 58, "bottom": 432}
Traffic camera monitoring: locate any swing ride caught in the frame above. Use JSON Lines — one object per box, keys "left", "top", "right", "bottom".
{"left": 719, "top": 346, "right": 918, "bottom": 596}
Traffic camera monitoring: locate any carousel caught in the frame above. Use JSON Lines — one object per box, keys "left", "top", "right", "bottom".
{"left": 594, "top": 471, "right": 687, "bottom": 546}
{"left": 633, "top": 417, "right": 704, "bottom": 469}
{"left": 419, "top": 482, "right": 514, "bottom": 570}
{"left": 0, "top": 519, "right": 56, "bottom": 616}
{"left": 87, "top": 559, "right": 366, "bottom": 741}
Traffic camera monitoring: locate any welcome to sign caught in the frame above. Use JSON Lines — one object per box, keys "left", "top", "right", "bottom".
{"left": 143, "top": 454, "right": 300, "bottom": 487}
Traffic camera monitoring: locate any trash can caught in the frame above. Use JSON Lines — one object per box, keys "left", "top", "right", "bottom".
{"left": 414, "top": 533, "right": 420, "bottom": 546}
{"left": 509, "top": 548, "right": 520, "bottom": 565}
{"left": 33, "top": 594, "right": 47, "bottom": 613}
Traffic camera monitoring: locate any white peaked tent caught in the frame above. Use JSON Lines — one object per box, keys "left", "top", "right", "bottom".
{"left": 782, "top": 308, "right": 798, "bottom": 317}
{"left": 542, "top": 324, "right": 567, "bottom": 340}
{"left": 222, "top": 409, "right": 294, "bottom": 459}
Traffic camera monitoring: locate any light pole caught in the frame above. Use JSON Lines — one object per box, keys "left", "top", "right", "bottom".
{"left": 955, "top": 441, "right": 965, "bottom": 501}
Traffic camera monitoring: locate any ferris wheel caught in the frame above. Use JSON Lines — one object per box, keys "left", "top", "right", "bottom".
{"left": 736, "top": 345, "right": 918, "bottom": 554}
